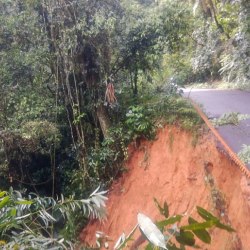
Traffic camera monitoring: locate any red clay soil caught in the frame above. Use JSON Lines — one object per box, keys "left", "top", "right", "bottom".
{"left": 80, "top": 126, "right": 250, "bottom": 250}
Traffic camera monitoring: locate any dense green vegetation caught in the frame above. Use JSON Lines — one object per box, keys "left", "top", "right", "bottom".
{"left": 0, "top": 0, "right": 248, "bottom": 248}
{"left": 0, "top": 187, "right": 107, "bottom": 249}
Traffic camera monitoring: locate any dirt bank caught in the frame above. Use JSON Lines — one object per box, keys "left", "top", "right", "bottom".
{"left": 80, "top": 126, "right": 250, "bottom": 249}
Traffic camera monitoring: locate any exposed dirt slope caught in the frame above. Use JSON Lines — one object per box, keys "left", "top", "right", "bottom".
{"left": 80, "top": 126, "right": 250, "bottom": 249}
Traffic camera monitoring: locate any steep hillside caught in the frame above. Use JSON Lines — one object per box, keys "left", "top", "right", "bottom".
{"left": 81, "top": 126, "right": 250, "bottom": 249}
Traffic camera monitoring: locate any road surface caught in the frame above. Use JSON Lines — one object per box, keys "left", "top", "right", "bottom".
{"left": 184, "top": 89, "right": 250, "bottom": 168}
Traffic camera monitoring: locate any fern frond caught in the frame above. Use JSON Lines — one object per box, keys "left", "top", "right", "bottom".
{"left": 58, "top": 187, "right": 108, "bottom": 220}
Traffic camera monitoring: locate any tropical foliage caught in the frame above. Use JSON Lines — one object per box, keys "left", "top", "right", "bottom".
{"left": 0, "top": 0, "right": 247, "bottom": 247}
{"left": 0, "top": 187, "right": 107, "bottom": 249}
{"left": 238, "top": 144, "right": 250, "bottom": 164}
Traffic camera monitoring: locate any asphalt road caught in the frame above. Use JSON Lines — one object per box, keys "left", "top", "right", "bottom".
{"left": 183, "top": 89, "right": 250, "bottom": 168}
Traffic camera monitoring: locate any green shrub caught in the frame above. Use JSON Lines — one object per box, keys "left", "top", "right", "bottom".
{"left": 238, "top": 144, "right": 250, "bottom": 164}
{"left": 125, "top": 105, "right": 155, "bottom": 140}
{"left": 0, "top": 187, "right": 107, "bottom": 249}
{"left": 211, "top": 112, "right": 250, "bottom": 127}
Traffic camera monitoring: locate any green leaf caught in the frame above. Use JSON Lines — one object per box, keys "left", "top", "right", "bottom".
{"left": 0, "top": 191, "right": 7, "bottom": 198}
{"left": 196, "top": 206, "right": 217, "bottom": 221}
{"left": 186, "top": 217, "right": 211, "bottom": 244}
{"left": 157, "top": 215, "right": 182, "bottom": 229}
{"left": 9, "top": 208, "right": 17, "bottom": 217}
{"left": 196, "top": 207, "right": 235, "bottom": 232}
{"left": 0, "top": 196, "right": 10, "bottom": 209}
{"left": 163, "top": 202, "right": 169, "bottom": 218}
{"left": 193, "top": 229, "right": 211, "bottom": 244}
{"left": 215, "top": 222, "right": 235, "bottom": 232}
{"left": 16, "top": 200, "right": 33, "bottom": 205}
{"left": 181, "top": 220, "right": 216, "bottom": 231}
{"left": 176, "top": 230, "right": 195, "bottom": 246}
{"left": 153, "top": 198, "right": 169, "bottom": 218}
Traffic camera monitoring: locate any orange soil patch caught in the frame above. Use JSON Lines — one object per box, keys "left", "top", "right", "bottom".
{"left": 80, "top": 126, "right": 250, "bottom": 249}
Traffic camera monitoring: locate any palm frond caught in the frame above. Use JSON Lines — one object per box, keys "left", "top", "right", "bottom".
{"left": 0, "top": 186, "right": 108, "bottom": 248}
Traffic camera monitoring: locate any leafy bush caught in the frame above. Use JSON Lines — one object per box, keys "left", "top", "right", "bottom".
{"left": 149, "top": 96, "right": 202, "bottom": 132}
{"left": 0, "top": 187, "right": 107, "bottom": 249}
{"left": 65, "top": 125, "right": 130, "bottom": 197}
{"left": 238, "top": 144, "right": 250, "bottom": 164}
{"left": 211, "top": 112, "right": 250, "bottom": 127}
{"left": 125, "top": 105, "right": 155, "bottom": 140}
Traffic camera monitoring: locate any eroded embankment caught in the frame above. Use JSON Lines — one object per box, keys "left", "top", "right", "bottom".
{"left": 80, "top": 126, "right": 250, "bottom": 250}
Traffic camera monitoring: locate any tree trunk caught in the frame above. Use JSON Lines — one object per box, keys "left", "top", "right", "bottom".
{"left": 97, "top": 104, "right": 111, "bottom": 139}
{"left": 133, "top": 67, "right": 138, "bottom": 96}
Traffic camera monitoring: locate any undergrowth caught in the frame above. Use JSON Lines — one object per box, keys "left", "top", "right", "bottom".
{"left": 211, "top": 112, "right": 250, "bottom": 127}
{"left": 143, "top": 95, "right": 203, "bottom": 132}
{"left": 238, "top": 144, "right": 250, "bottom": 164}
